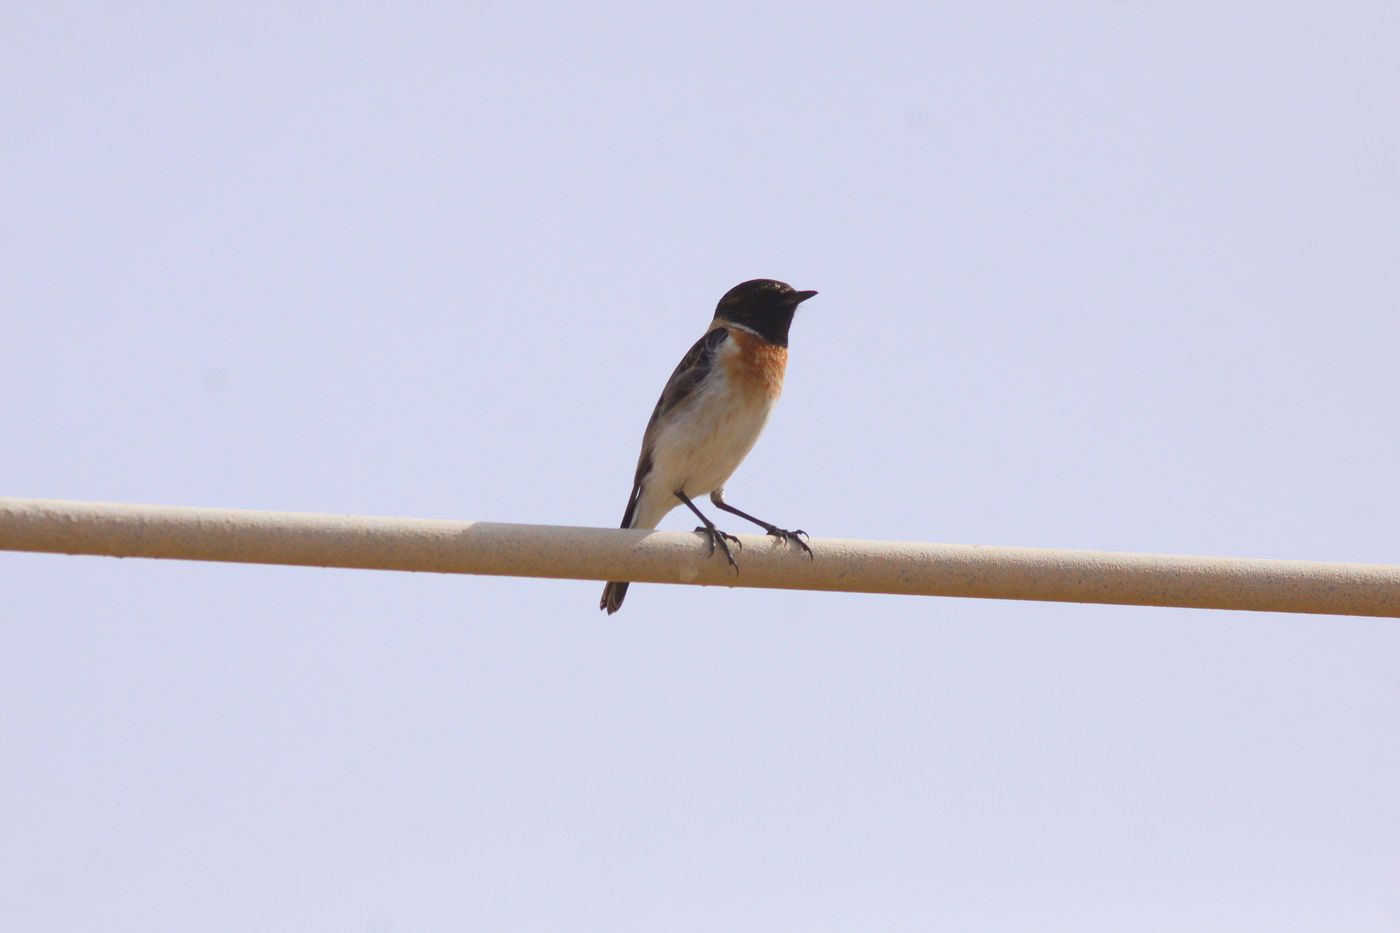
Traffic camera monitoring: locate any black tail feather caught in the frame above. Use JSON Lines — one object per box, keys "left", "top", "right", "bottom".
{"left": 600, "top": 580, "right": 629, "bottom": 614}
{"left": 601, "top": 479, "right": 643, "bottom": 614}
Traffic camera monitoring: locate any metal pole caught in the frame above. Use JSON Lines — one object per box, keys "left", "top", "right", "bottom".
{"left": 2, "top": 497, "right": 1398, "bottom": 617}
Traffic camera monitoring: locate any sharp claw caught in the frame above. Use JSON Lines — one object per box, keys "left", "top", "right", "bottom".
{"left": 714, "top": 533, "right": 739, "bottom": 573}
{"left": 694, "top": 526, "right": 741, "bottom": 573}
{"left": 763, "top": 526, "right": 814, "bottom": 559}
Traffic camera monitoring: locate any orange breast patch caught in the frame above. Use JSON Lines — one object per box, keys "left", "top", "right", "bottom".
{"left": 725, "top": 327, "right": 788, "bottom": 401}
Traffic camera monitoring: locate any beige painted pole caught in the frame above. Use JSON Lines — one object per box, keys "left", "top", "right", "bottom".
{"left": 1, "top": 497, "right": 1398, "bottom": 617}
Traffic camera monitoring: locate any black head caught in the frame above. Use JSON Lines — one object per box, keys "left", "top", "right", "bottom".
{"left": 712, "top": 279, "right": 818, "bottom": 348}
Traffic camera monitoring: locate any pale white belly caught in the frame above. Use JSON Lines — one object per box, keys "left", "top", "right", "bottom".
{"left": 631, "top": 373, "right": 777, "bottom": 529}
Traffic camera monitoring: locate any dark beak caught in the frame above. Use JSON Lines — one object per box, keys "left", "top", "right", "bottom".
{"left": 792, "top": 289, "right": 818, "bottom": 304}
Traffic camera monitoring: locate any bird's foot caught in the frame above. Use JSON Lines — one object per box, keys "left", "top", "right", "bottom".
{"left": 693, "top": 525, "right": 741, "bottom": 572}
{"left": 760, "top": 524, "right": 813, "bottom": 559}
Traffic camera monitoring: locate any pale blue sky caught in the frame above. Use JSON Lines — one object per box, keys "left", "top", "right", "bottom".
{"left": 3, "top": 3, "right": 1399, "bottom": 930}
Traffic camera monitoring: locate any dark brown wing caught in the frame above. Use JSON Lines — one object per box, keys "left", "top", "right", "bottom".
{"left": 642, "top": 326, "right": 729, "bottom": 442}
{"left": 618, "top": 326, "right": 730, "bottom": 527}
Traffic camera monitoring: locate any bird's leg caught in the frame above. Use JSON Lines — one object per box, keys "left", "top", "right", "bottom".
{"left": 709, "top": 491, "right": 813, "bottom": 559}
{"left": 675, "top": 490, "right": 741, "bottom": 573}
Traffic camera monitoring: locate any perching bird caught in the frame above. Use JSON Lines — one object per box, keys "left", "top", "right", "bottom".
{"left": 600, "top": 279, "right": 817, "bottom": 614}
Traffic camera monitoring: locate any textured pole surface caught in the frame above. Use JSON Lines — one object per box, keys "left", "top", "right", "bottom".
{"left": 2, "top": 497, "right": 1399, "bottom": 617}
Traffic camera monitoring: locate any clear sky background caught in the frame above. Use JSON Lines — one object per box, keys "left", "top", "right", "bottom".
{"left": 3, "top": 3, "right": 1398, "bottom": 930}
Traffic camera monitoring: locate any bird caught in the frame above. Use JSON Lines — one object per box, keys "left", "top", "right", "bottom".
{"left": 600, "top": 279, "right": 817, "bottom": 614}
